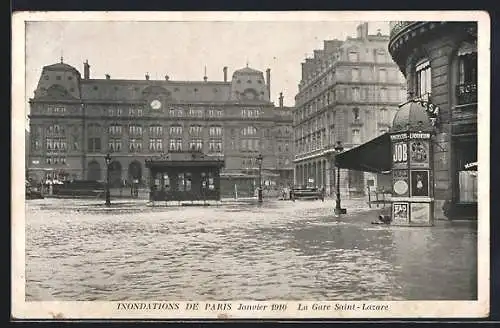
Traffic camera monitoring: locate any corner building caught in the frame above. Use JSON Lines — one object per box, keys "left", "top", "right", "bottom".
{"left": 27, "top": 61, "right": 293, "bottom": 197}
{"left": 388, "top": 21, "right": 477, "bottom": 219}
{"left": 293, "top": 23, "right": 406, "bottom": 196}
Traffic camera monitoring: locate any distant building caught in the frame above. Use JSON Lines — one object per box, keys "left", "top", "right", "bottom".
{"left": 293, "top": 22, "right": 406, "bottom": 196}
{"left": 27, "top": 60, "right": 293, "bottom": 196}
{"left": 388, "top": 21, "right": 477, "bottom": 219}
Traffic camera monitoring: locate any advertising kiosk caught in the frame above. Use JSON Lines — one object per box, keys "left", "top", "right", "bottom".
{"left": 389, "top": 99, "right": 439, "bottom": 226}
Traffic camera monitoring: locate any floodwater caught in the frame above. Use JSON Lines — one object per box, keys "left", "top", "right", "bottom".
{"left": 24, "top": 198, "right": 477, "bottom": 301}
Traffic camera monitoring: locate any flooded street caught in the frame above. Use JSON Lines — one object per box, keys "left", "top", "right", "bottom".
{"left": 24, "top": 198, "right": 477, "bottom": 301}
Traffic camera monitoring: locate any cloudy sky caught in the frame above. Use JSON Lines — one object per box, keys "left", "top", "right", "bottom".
{"left": 24, "top": 15, "right": 390, "bottom": 116}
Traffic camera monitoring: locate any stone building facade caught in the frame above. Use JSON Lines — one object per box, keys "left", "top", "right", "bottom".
{"left": 27, "top": 61, "right": 293, "bottom": 197}
{"left": 293, "top": 22, "right": 406, "bottom": 196}
{"left": 388, "top": 21, "right": 477, "bottom": 219}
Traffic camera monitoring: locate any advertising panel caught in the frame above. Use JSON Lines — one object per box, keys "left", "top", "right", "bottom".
{"left": 409, "top": 140, "right": 430, "bottom": 168}
{"left": 392, "top": 202, "right": 409, "bottom": 225}
{"left": 392, "top": 141, "right": 408, "bottom": 170}
{"left": 410, "top": 202, "right": 431, "bottom": 225}
{"left": 410, "top": 170, "right": 430, "bottom": 197}
{"left": 392, "top": 170, "right": 409, "bottom": 197}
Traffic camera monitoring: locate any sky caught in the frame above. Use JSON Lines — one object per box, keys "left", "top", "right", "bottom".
{"left": 24, "top": 19, "right": 390, "bottom": 116}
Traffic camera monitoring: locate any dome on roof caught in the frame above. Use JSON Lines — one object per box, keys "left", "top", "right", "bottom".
{"left": 44, "top": 62, "right": 79, "bottom": 72}
{"left": 391, "top": 100, "right": 434, "bottom": 133}
{"left": 233, "top": 66, "right": 263, "bottom": 75}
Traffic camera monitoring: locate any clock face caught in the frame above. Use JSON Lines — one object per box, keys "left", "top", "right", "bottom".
{"left": 150, "top": 99, "right": 162, "bottom": 110}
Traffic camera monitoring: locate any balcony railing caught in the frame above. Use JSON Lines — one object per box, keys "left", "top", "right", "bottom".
{"left": 456, "top": 82, "right": 477, "bottom": 105}
{"left": 389, "top": 21, "right": 415, "bottom": 37}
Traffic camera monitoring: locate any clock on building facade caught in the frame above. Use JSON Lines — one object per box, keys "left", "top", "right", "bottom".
{"left": 150, "top": 99, "right": 162, "bottom": 110}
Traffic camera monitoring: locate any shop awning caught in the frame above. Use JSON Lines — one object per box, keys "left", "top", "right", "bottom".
{"left": 335, "top": 133, "right": 392, "bottom": 173}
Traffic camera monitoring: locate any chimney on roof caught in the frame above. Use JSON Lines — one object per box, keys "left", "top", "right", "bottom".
{"left": 83, "top": 60, "right": 90, "bottom": 79}
{"left": 203, "top": 66, "right": 208, "bottom": 82}
{"left": 223, "top": 66, "right": 228, "bottom": 82}
{"left": 145, "top": 73, "right": 150, "bottom": 80}
{"left": 266, "top": 68, "right": 271, "bottom": 97}
{"left": 356, "top": 22, "right": 369, "bottom": 39}
{"left": 165, "top": 75, "right": 169, "bottom": 81}
{"left": 279, "top": 92, "right": 284, "bottom": 108}
{"left": 105, "top": 74, "right": 110, "bottom": 80}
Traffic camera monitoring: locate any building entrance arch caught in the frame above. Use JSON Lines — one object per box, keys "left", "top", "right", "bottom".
{"left": 87, "top": 160, "right": 101, "bottom": 181}
{"left": 109, "top": 161, "right": 122, "bottom": 188}
{"left": 128, "top": 160, "right": 142, "bottom": 185}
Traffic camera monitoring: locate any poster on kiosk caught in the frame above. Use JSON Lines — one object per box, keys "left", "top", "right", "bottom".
{"left": 390, "top": 131, "right": 433, "bottom": 226}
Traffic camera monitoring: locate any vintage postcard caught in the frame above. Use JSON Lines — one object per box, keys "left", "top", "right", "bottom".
{"left": 12, "top": 11, "right": 490, "bottom": 319}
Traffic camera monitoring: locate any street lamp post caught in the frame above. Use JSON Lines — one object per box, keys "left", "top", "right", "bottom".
{"left": 334, "top": 141, "right": 347, "bottom": 215}
{"left": 105, "top": 153, "right": 112, "bottom": 207}
{"left": 256, "top": 154, "right": 263, "bottom": 203}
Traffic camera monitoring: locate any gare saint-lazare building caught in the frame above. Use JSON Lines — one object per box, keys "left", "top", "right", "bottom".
{"left": 27, "top": 59, "right": 294, "bottom": 197}
{"left": 335, "top": 21, "right": 478, "bottom": 222}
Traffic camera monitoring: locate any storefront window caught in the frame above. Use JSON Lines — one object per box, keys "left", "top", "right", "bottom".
{"left": 178, "top": 173, "right": 185, "bottom": 191}
{"left": 456, "top": 139, "right": 477, "bottom": 204}
{"left": 459, "top": 170, "right": 477, "bottom": 203}
{"left": 185, "top": 172, "right": 192, "bottom": 191}
{"left": 163, "top": 174, "right": 170, "bottom": 191}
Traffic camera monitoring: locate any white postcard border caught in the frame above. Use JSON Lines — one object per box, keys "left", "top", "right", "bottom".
{"left": 12, "top": 10, "right": 490, "bottom": 319}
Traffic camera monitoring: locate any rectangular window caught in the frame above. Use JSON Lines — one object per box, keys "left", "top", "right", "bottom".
{"left": 87, "top": 138, "right": 101, "bottom": 152}
{"left": 178, "top": 173, "right": 185, "bottom": 191}
{"left": 176, "top": 139, "right": 182, "bottom": 151}
{"left": 149, "top": 138, "right": 163, "bottom": 152}
{"left": 185, "top": 172, "right": 192, "bottom": 191}
{"left": 380, "top": 88, "right": 387, "bottom": 102}
{"left": 108, "top": 139, "right": 122, "bottom": 152}
{"left": 352, "top": 129, "right": 361, "bottom": 144}
{"left": 352, "top": 68, "right": 360, "bottom": 82}
{"left": 129, "top": 125, "right": 143, "bottom": 136}
{"left": 129, "top": 139, "right": 142, "bottom": 152}
{"left": 352, "top": 87, "right": 360, "bottom": 101}
{"left": 189, "top": 139, "right": 203, "bottom": 151}
{"left": 189, "top": 125, "right": 203, "bottom": 135}
{"left": 170, "top": 126, "right": 183, "bottom": 135}
{"left": 189, "top": 109, "right": 203, "bottom": 117}
{"left": 209, "top": 126, "right": 222, "bottom": 137}
{"left": 348, "top": 52, "right": 359, "bottom": 62}
{"left": 457, "top": 53, "right": 477, "bottom": 105}
{"left": 416, "top": 59, "right": 431, "bottom": 100}
{"left": 169, "top": 139, "right": 176, "bottom": 151}
{"left": 379, "top": 69, "right": 387, "bottom": 83}
{"left": 208, "top": 140, "right": 223, "bottom": 153}
{"left": 149, "top": 126, "right": 163, "bottom": 137}
{"left": 163, "top": 174, "right": 170, "bottom": 191}
{"left": 108, "top": 125, "right": 123, "bottom": 135}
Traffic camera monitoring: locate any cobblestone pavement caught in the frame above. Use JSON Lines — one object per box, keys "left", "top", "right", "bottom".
{"left": 24, "top": 198, "right": 477, "bottom": 301}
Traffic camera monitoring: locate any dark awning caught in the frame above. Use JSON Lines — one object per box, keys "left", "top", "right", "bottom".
{"left": 335, "top": 133, "right": 391, "bottom": 173}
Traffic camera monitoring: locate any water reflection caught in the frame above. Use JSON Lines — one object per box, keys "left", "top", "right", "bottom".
{"left": 25, "top": 199, "right": 477, "bottom": 301}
